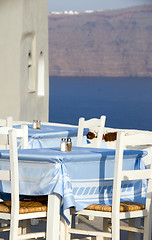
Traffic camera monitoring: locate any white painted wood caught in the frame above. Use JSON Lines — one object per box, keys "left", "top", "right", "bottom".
{"left": 77, "top": 115, "right": 106, "bottom": 148}
{"left": 18, "top": 211, "right": 47, "bottom": 220}
{"left": 60, "top": 216, "right": 66, "bottom": 240}
{"left": 121, "top": 169, "right": 152, "bottom": 180}
{"left": 0, "top": 171, "right": 11, "bottom": 181}
{"left": 0, "top": 117, "right": 13, "bottom": 127}
{"left": 0, "top": 119, "right": 7, "bottom": 127}
{"left": 0, "top": 213, "right": 11, "bottom": 220}
{"left": 120, "top": 223, "right": 144, "bottom": 233}
{"left": 6, "top": 117, "right": 13, "bottom": 128}
{"left": 88, "top": 215, "right": 95, "bottom": 220}
{"left": 9, "top": 130, "right": 20, "bottom": 240}
{"left": 46, "top": 194, "right": 61, "bottom": 240}
{"left": 72, "top": 208, "right": 147, "bottom": 220}
{"left": 17, "top": 231, "right": 46, "bottom": 239}
{"left": 0, "top": 125, "right": 28, "bottom": 150}
{"left": 76, "top": 209, "right": 112, "bottom": 218}
{"left": 0, "top": 134, "right": 9, "bottom": 145}
{"left": 96, "top": 237, "right": 104, "bottom": 240}
{"left": 68, "top": 228, "right": 112, "bottom": 238}
{"left": 20, "top": 125, "right": 28, "bottom": 149}
{"left": 66, "top": 131, "right": 152, "bottom": 240}
{"left": 124, "top": 132, "right": 152, "bottom": 147}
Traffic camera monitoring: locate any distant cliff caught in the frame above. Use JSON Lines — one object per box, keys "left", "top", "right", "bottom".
{"left": 48, "top": 4, "right": 152, "bottom": 77}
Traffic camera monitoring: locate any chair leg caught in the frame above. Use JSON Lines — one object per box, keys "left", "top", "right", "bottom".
{"left": 46, "top": 194, "right": 61, "bottom": 240}
{"left": 74, "top": 215, "right": 79, "bottom": 225}
{"left": 143, "top": 215, "right": 151, "bottom": 240}
{"left": 111, "top": 217, "right": 120, "bottom": 240}
{"left": 60, "top": 216, "right": 66, "bottom": 240}
{"left": 9, "top": 218, "right": 19, "bottom": 240}
{"left": 65, "top": 213, "right": 76, "bottom": 240}
{"left": 65, "top": 222, "right": 71, "bottom": 240}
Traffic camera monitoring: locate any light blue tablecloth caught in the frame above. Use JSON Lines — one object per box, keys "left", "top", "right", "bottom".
{"left": 0, "top": 147, "right": 147, "bottom": 223}
{"left": 14, "top": 124, "right": 88, "bottom": 148}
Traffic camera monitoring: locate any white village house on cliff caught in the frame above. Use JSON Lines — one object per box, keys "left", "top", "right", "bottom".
{"left": 0, "top": 0, "right": 49, "bottom": 122}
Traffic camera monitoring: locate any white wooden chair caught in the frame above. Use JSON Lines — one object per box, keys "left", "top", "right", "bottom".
{"left": 66, "top": 131, "right": 152, "bottom": 240}
{"left": 0, "top": 125, "right": 28, "bottom": 150}
{"left": 77, "top": 115, "right": 106, "bottom": 148}
{"left": 0, "top": 129, "right": 47, "bottom": 240}
{"left": 0, "top": 117, "right": 13, "bottom": 128}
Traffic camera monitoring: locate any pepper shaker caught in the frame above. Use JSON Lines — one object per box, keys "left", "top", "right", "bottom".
{"left": 67, "top": 138, "right": 72, "bottom": 151}
{"left": 36, "top": 120, "right": 41, "bottom": 129}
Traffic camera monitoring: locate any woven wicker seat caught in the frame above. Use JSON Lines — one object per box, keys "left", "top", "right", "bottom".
{"left": 85, "top": 201, "right": 145, "bottom": 212}
{"left": 0, "top": 200, "right": 47, "bottom": 214}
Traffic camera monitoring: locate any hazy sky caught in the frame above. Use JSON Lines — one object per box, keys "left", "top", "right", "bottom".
{"left": 48, "top": 0, "right": 152, "bottom": 12}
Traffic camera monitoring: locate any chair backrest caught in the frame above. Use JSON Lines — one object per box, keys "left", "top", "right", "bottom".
{"left": 0, "top": 116, "right": 13, "bottom": 127}
{"left": 77, "top": 115, "right": 106, "bottom": 148}
{"left": 0, "top": 125, "right": 28, "bottom": 149}
{"left": 112, "top": 131, "right": 152, "bottom": 222}
{"left": 0, "top": 130, "right": 20, "bottom": 213}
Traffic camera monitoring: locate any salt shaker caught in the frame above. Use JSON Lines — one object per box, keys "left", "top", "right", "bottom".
{"left": 33, "top": 120, "right": 37, "bottom": 129}
{"left": 67, "top": 138, "right": 72, "bottom": 151}
{"left": 60, "top": 138, "right": 67, "bottom": 152}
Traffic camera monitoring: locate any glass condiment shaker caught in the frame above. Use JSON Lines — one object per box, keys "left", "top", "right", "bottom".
{"left": 33, "top": 120, "right": 37, "bottom": 129}
{"left": 60, "top": 138, "right": 67, "bottom": 152}
{"left": 36, "top": 120, "right": 41, "bottom": 129}
{"left": 67, "top": 138, "right": 72, "bottom": 151}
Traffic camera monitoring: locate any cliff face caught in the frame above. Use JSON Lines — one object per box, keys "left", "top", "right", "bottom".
{"left": 48, "top": 4, "right": 152, "bottom": 77}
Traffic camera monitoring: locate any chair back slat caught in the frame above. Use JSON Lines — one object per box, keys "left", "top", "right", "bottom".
{"left": 77, "top": 115, "right": 106, "bottom": 148}
{"left": 0, "top": 119, "right": 7, "bottom": 127}
{"left": 9, "top": 130, "right": 20, "bottom": 206}
{"left": 121, "top": 169, "right": 152, "bottom": 181}
{"left": 0, "top": 135, "right": 9, "bottom": 145}
{"left": 17, "top": 125, "right": 28, "bottom": 149}
{"left": 0, "top": 170, "right": 11, "bottom": 181}
{"left": 0, "top": 117, "right": 13, "bottom": 127}
{"left": 81, "top": 118, "right": 104, "bottom": 128}
{"left": 0, "top": 125, "right": 28, "bottom": 149}
{"left": 124, "top": 132, "right": 152, "bottom": 148}
{"left": 6, "top": 117, "right": 13, "bottom": 127}
{"left": 0, "top": 130, "right": 20, "bottom": 212}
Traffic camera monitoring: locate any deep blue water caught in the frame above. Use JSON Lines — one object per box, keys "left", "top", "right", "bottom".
{"left": 49, "top": 76, "right": 152, "bottom": 131}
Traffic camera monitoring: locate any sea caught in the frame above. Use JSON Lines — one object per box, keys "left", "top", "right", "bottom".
{"left": 49, "top": 76, "right": 152, "bottom": 131}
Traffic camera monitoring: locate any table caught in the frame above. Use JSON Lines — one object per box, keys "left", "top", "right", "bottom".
{"left": 14, "top": 124, "right": 88, "bottom": 148}
{"left": 0, "top": 147, "right": 147, "bottom": 240}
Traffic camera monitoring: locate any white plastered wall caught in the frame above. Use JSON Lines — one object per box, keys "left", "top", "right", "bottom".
{"left": 0, "top": 0, "right": 49, "bottom": 122}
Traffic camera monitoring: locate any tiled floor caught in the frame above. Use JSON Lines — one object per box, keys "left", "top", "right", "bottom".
{"left": 0, "top": 217, "right": 146, "bottom": 240}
